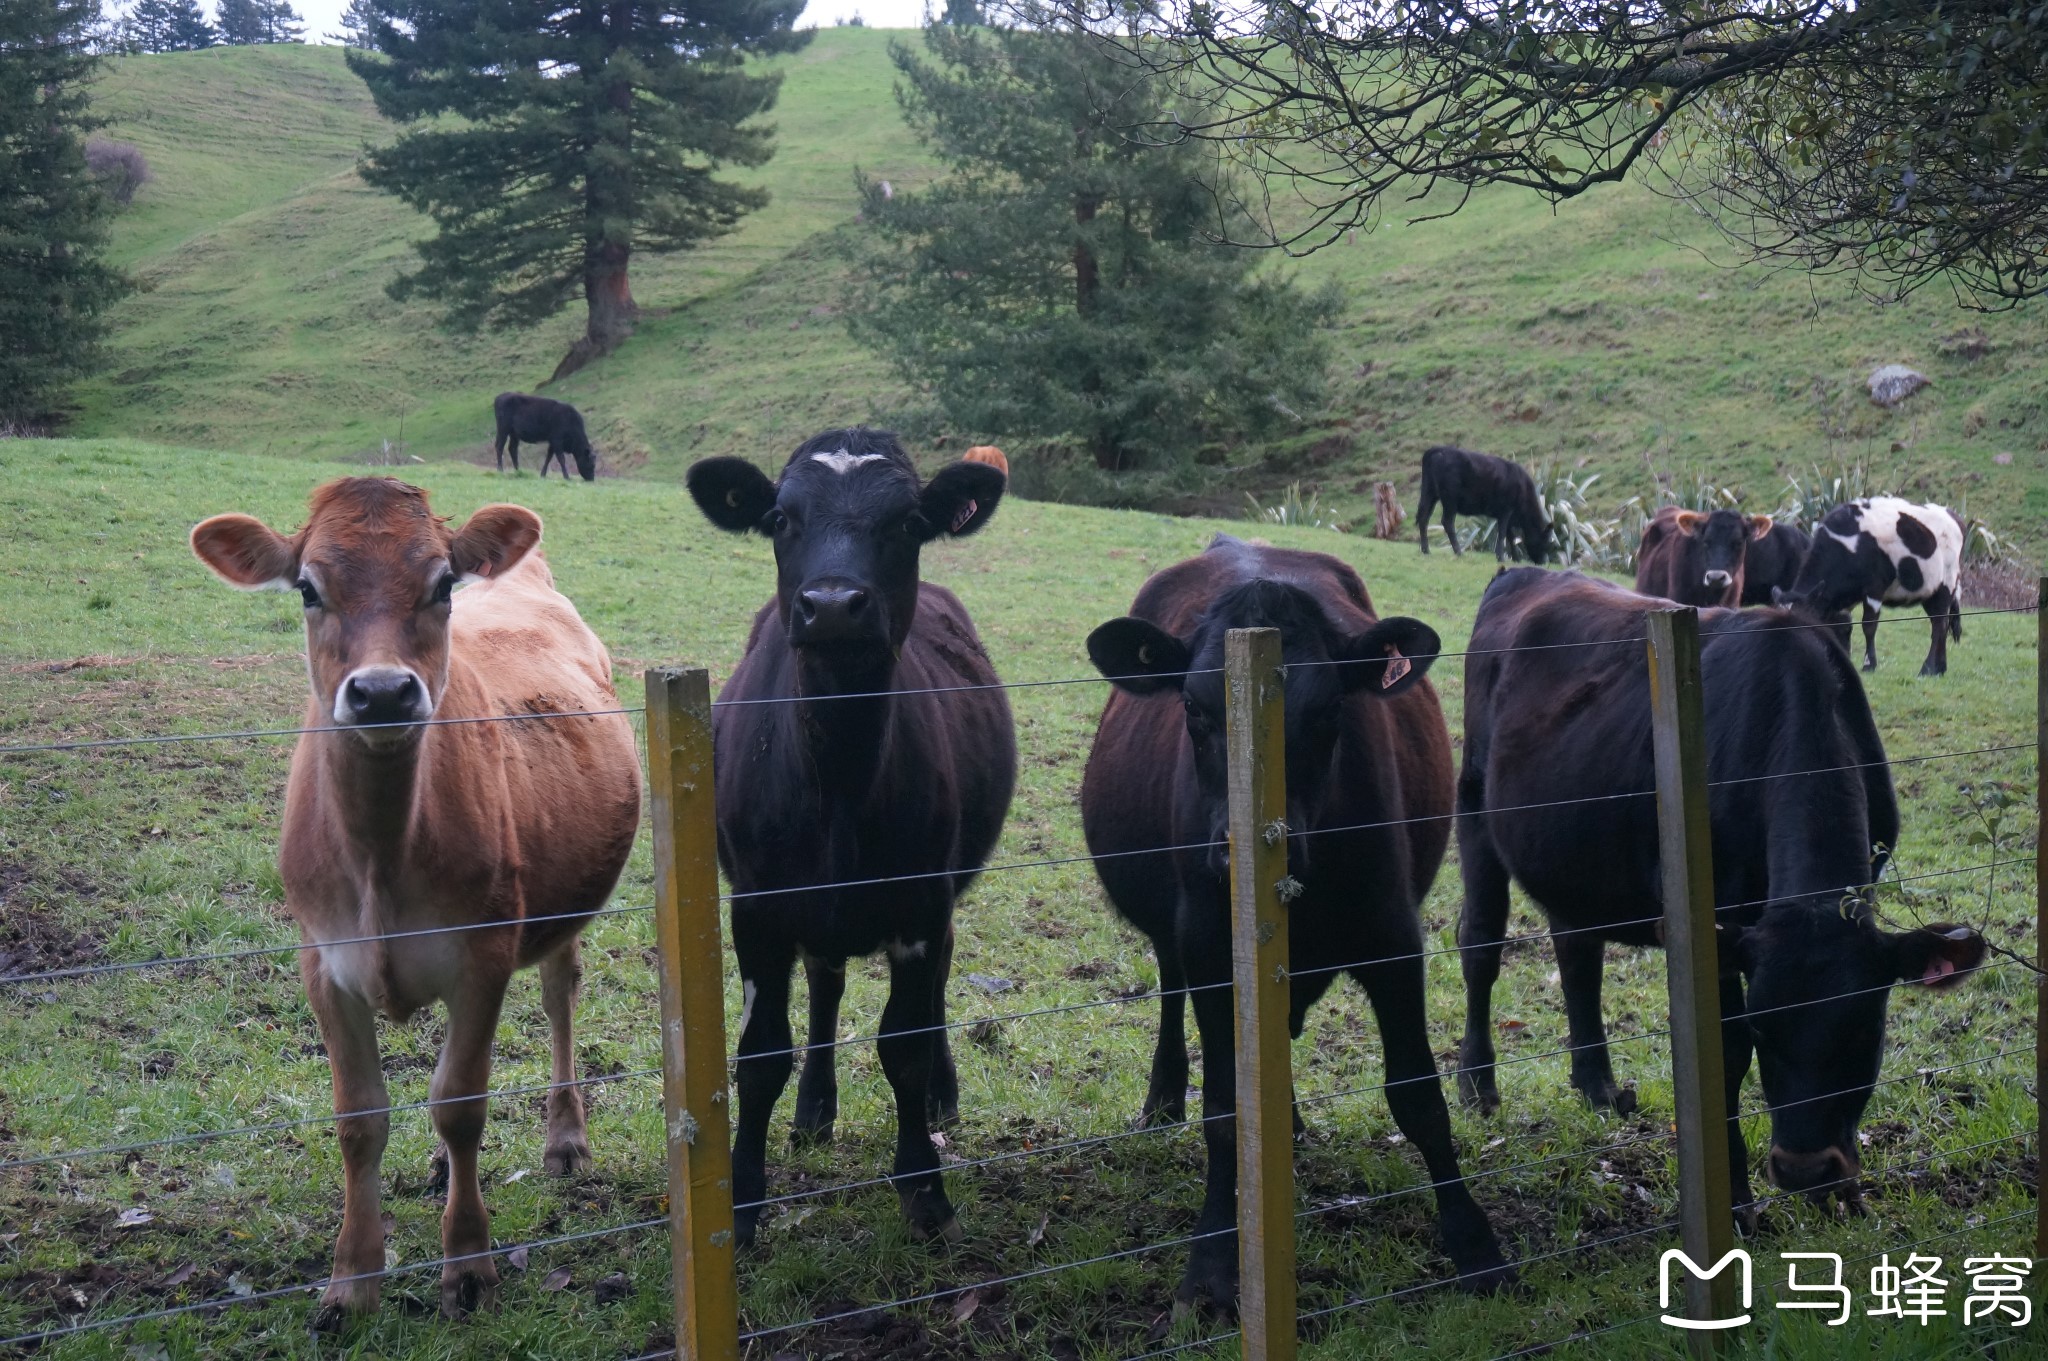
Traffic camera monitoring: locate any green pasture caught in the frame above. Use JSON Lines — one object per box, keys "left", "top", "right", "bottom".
{"left": 0, "top": 440, "right": 2035, "bottom": 1359}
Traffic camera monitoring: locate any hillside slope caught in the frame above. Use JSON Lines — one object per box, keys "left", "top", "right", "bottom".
{"left": 69, "top": 32, "right": 2048, "bottom": 545}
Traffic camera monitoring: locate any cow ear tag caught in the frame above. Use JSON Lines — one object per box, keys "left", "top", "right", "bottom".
{"left": 726, "top": 489, "right": 741, "bottom": 507}
{"left": 1921, "top": 957, "right": 1958, "bottom": 985}
{"left": 1137, "top": 644, "right": 1153, "bottom": 665}
{"left": 950, "top": 498, "right": 978, "bottom": 534}
{"left": 1381, "top": 645, "right": 1411, "bottom": 689}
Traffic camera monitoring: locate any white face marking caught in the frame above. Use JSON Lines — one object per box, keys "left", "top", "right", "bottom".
{"left": 810, "top": 450, "right": 889, "bottom": 475}
{"left": 887, "top": 939, "right": 928, "bottom": 963}
{"left": 739, "top": 978, "right": 758, "bottom": 1036}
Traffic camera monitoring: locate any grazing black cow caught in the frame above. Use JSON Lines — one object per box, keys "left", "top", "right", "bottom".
{"left": 1634, "top": 507, "right": 1775, "bottom": 608}
{"left": 1739, "top": 521, "right": 1810, "bottom": 607}
{"left": 1415, "top": 445, "right": 1550, "bottom": 563}
{"left": 493, "top": 393, "right": 595, "bottom": 481}
{"left": 1082, "top": 534, "right": 1512, "bottom": 1310}
{"left": 686, "top": 428, "right": 1015, "bottom": 1247}
{"left": 1774, "top": 496, "right": 1965, "bottom": 676}
{"left": 1456, "top": 569, "right": 1985, "bottom": 1216}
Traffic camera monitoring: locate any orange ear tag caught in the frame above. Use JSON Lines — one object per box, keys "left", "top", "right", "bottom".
{"left": 950, "top": 499, "right": 978, "bottom": 533}
{"left": 1381, "top": 646, "right": 1411, "bottom": 689}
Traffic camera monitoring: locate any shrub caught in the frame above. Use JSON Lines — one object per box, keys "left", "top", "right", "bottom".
{"left": 85, "top": 137, "right": 151, "bottom": 208}
{"left": 1244, "top": 482, "right": 1347, "bottom": 532}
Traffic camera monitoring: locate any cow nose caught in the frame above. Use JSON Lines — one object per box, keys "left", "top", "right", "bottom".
{"left": 1703, "top": 570, "right": 1731, "bottom": 588}
{"left": 795, "top": 585, "right": 872, "bottom": 643}
{"left": 340, "top": 667, "right": 427, "bottom": 727}
{"left": 1767, "top": 1145, "right": 1855, "bottom": 1195}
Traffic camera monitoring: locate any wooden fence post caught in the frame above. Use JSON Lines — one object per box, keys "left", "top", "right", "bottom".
{"left": 1224, "top": 627, "right": 1297, "bottom": 1361}
{"left": 2036, "top": 579, "right": 2045, "bottom": 1266}
{"left": 645, "top": 667, "right": 740, "bottom": 1361}
{"left": 1646, "top": 609, "right": 1737, "bottom": 1353}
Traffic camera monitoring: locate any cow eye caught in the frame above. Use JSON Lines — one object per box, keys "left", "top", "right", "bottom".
{"left": 431, "top": 573, "right": 456, "bottom": 607}
{"left": 296, "top": 579, "right": 321, "bottom": 610}
{"left": 765, "top": 509, "right": 790, "bottom": 535}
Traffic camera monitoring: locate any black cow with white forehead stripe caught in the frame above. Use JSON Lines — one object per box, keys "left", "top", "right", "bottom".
{"left": 687, "top": 428, "right": 1016, "bottom": 1247}
{"left": 1774, "top": 496, "right": 1964, "bottom": 676}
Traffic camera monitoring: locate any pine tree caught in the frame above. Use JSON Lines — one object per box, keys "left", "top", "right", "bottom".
{"left": 939, "top": 0, "right": 979, "bottom": 24}
{"left": 257, "top": 0, "right": 301, "bottom": 42}
{"left": 213, "top": 0, "right": 262, "bottom": 44}
{"left": 329, "top": 0, "right": 377, "bottom": 48}
{"left": 0, "top": 0, "right": 130, "bottom": 426}
{"left": 348, "top": 0, "right": 805, "bottom": 378}
{"left": 127, "top": 0, "right": 212, "bottom": 51}
{"left": 847, "top": 16, "right": 1340, "bottom": 472}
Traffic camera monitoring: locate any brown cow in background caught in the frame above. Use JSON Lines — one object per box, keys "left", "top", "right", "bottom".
{"left": 190, "top": 480, "right": 640, "bottom": 1325}
{"left": 962, "top": 444, "right": 1010, "bottom": 478}
{"left": 1634, "top": 506, "right": 1775, "bottom": 607}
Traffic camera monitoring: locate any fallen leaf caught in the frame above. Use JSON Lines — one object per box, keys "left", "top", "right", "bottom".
{"left": 952, "top": 1288, "right": 981, "bottom": 1323}
{"left": 116, "top": 1207, "right": 153, "bottom": 1228}
{"left": 506, "top": 1245, "right": 530, "bottom": 1272}
{"left": 160, "top": 1263, "right": 196, "bottom": 1287}
{"left": 503, "top": 1168, "right": 530, "bottom": 1185}
{"left": 1026, "top": 1213, "right": 1048, "bottom": 1247}
{"left": 966, "top": 973, "right": 1016, "bottom": 994}
{"left": 1496, "top": 1019, "right": 1526, "bottom": 1032}
{"left": 225, "top": 1273, "right": 254, "bottom": 1298}
{"left": 929, "top": 1130, "right": 948, "bottom": 1150}
{"left": 380, "top": 1212, "right": 396, "bottom": 1238}
{"left": 542, "top": 1267, "right": 572, "bottom": 1292}
{"left": 594, "top": 1272, "right": 632, "bottom": 1304}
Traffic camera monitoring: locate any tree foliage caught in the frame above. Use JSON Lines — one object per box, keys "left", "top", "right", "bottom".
{"left": 1060, "top": 0, "right": 2048, "bottom": 306}
{"left": 216, "top": 0, "right": 301, "bottom": 45}
{"left": 849, "top": 14, "right": 1340, "bottom": 472}
{"left": 125, "top": 0, "right": 213, "bottom": 51}
{"left": 348, "top": 0, "right": 804, "bottom": 377}
{"left": 0, "top": 0, "right": 128, "bottom": 426}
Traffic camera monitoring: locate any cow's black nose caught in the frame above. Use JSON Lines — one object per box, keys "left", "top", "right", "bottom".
{"left": 343, "top": 669, "right": 424, "bottom": 726}
{"left": 795, "top": 586, "right": 871, "bottom": 643}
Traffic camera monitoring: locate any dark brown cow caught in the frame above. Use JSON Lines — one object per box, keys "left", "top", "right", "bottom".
{"left": 1634, "top": 507, "right": 1775, "bottom": 607}
{"left": 190, "top": 479, "right": 640, "bottom": 1322}
{"left": 1083, "top": 533, "right": 1512, "bottom": 1310}
{"left": 1415, "top": 444, "right": 1550, "bottom": 562}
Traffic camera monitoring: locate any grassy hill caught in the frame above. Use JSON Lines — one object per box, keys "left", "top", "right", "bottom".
{"left": 66, "top": 31, "right": 2048, "bottom": 545}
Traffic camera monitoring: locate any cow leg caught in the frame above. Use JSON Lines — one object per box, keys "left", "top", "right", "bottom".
{"left": 1179, "top": 946, "right": 1241, "bottom": 1313}
{"left": 1920, "top": 585, "right": 1955, "bottom": 677}
{"left": 1455, "top": 806, "right": 1512, "bottom": 1114}
{"left": 878, "top": 947, "right": 957, "bottom": 1242}
{"left": 1553, "top": 931, "right": 1632, "bottom": 1113}
{"left": 790, "top": 953, "right": 845, "bottom": 1147}
{"left": 539, "top": 939, "right": 591, "bottom": 1176}
{"left": 432, "top": 973, "right": 509, "bottom": 1318}
{"left": 1140, "top": 944, "right": 1189, "bottom": 1126}
{"left": 1443, "top": 508, "right": 1462, "bottom": 556}
{"left": 506, "top": 438, "right": 520, "bottom": 474}
{"left": 1720, "top": 970, "right": 1758, "bottom": 1232}
{"left": 305, "top": 957, "right": 389, "bottom": 1326}
{"left": 927, "top": 921, "right": 961, "bottom": 1128}
{"left": 493, "top": 432, "right": 507, "bottom": 473}
{"left": 1416, "top": 487, "right": 1436, "bottom": 554}
{"left": 1860, "top": 602, "right": 1880, "bottom": 671}
{"left": 731, "top": 938, "right": 796, "bottom": 1248}
{"left": 1352, "top": 944, "right": 1514, "bottom": 1292}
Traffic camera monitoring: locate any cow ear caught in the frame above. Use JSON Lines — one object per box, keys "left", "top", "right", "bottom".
{"left": 1087, "top": 617, "right": 1192, "bottom": 694}
{"left": 1886, "top": 922, "right": 1988, "bottom": 990}
{"left": 1714, "top": 919, "right": 1753, "bottom": 974}
{"left": 451, "top": 504, "right": 542, "bottom": 581}
{"left": 1674, "top": 510, "right": 1705, "bottom": 533}
{"left": 191, "top": 514, "right": 297, "bottom": 590}
{"left": 1339, "top": 617, "right": 1440, "bottom": 696}
{"left": 1750, "top": 515, "right": 1775, "bottom": 537}
{"left": 919, "top": 461, "right": 1005, "bottom": 540}
{"left": 688, "top": 457, "right": 778, "bottom": 534}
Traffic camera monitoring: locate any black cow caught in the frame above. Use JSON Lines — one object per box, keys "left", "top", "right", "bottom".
{"left": 1774, "top": 496, "right": 1965, "bottom": 676}
{"left": 1739, "top": 521, "right": 1810, "bottom": 607}
{"left": 686, "top": 428, "right": 1016, "bottom": 1247}
{"left": 493, "top": 393, "right": 595, "bottom": 481}
{"left": 1082, "top": 534, "right": 1512, "bottom": 1310}
{"left": 1415, "top": 445, "right": 1550, "bottom": 563}
{"left": 1634, "top": 507, "right": 1775, "bottom": 608}
{"left": 1455, "top": 569, "right": 1985, "bottom": 1216}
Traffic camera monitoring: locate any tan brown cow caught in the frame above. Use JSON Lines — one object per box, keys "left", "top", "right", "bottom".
{"left": 962, "top": 444, "right": 1009, "bottom": 478}
{"left": 189, "top": 478, "right": 640, "bottom": 1324}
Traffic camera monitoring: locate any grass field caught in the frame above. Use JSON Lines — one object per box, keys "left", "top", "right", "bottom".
{"left": 0, "top": 440, "right": 2036, "bottom": 1360}
{"left": 61, "top": 32, "right": 2048, "bottom": 550}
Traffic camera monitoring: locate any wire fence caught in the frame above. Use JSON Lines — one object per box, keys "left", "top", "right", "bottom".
{"left": 0, "top": 600, "right": 2038, "bottom": 1359}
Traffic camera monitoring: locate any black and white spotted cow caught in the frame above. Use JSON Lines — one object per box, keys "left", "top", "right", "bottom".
{"left": 1775, "top": 496, "right": 1964, "bottom": 676}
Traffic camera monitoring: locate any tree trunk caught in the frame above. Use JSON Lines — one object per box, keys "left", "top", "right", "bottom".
{"left": 552, "top": 14, "right": 637, "bottom": 383}
{"left": 551, "top": 240, "right": 637, "bottom": 381}
{"left": 1073, "top": 192, "right": 1099, "bottom": 317}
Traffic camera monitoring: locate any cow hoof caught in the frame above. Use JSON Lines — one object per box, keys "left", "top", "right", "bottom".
{"left": 927, "top": 1101, "right": 961, "bottom": 1131}
{"left": 733, "top": 1207, "right": 761, "bottom": 1249}
{"left": 908, "top": 1213, "right": 964, "bottom": 1246}
{"left": 1918, "top": 665, "right": 1944, "bottom": 679}
{"left": 1610, "top": 1086, "right": 1639, "bottom": 1117}
{"left": 1862, "top": 659, "right": 1878, "bottom": 673}
{"left": 544, "top": 1135, "right": 592, "bottom": 1178}
{"left": 1137, "top": 1097, "right": 1186, "bottom": 1128}
{"left": 788, "top": 1120, "right": 836, "bottom": 1150}
{"left": 1452, "top": 1257, "right": 1518, "bottom": 1295}
{"left": 1175, "top": 1259, "right": 1240, "bottom": 1319}
{"left": 439, "top": 1265, "right": 497, "bottom": 1320}
{"left": 309, "top": 1303, "right": 354, "bottom": 1335}
{"left": 901, "top": 1187, "right": 962, "bottom": 1245}
{"left": 1456, "top": 1070, "right": 1500, "bottom": 1115}
{"left": 1734, "top": 1203, "right": 1761, "bottom": 1238}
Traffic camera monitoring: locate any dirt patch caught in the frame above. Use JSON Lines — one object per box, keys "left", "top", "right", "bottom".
{"left": 0, "top": 867, "right": 106, "bottom": 978}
